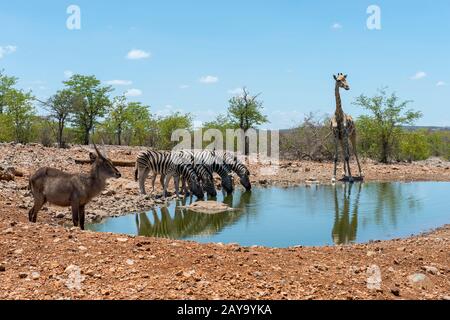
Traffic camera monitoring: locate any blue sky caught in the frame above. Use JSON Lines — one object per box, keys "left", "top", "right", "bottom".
{"left": 1, "top": 0, "right": 449, "bottom": 128}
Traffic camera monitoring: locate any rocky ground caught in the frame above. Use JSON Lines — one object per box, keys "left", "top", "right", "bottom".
{"left": 0, "top": 143, "right": 449, "bottom": 300}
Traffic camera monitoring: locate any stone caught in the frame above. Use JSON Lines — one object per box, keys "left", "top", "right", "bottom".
{"left": 422, "top": 266, "right": 439, "bottom": 275}
{"left": 19, "top": 272, "right": 28, "bottom": 279}
{"left": 390, "top": 288, "right": 400, "bottom": 296}
{"left": 366, "top": 265, "right": 382, "bottom": 290}
{"left": 408, "top": 273, "right": 432, "bottom": 289}
{"left": 116, "top": 237, "right": 128, "bottom": 242}
{"left": 0, "top": 265, "right": 5, "bottom": 272}
{"left": 56, "top": 213, "right": 65, "bottom": 219}
{"left": 181, "top": 201, "right": 234, "bottom": 214}
{"left": 126, "top": 259, "right": 135, "bottom": 266}
{"left": 31, "top": 272, "right": 40, "bottom": 280}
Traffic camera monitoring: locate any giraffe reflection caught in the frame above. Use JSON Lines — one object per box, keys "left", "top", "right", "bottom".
{"left": 134, "top": 191, "right": 253, "bottom": 239}
{"left": 332, "top": 183, "right": 362, "bottom": 245}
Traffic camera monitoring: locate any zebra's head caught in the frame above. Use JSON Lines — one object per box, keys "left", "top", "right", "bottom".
{"left": 198, "top": 165, "right": 217, "bottom": 197}
{"left": 188, "top": 171, "right": 205, "bottom": 199}
{"left": 221, "top": 173, "right": 234, "bottom": 194}
{"left": 238, "top": 169, "right": 252, "bottom": 191}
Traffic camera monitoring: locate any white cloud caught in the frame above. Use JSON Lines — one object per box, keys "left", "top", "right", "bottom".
{"left": 64, "top": 70, "right": 74, "bottom": 78}
{"left": 331, "top": 23, "right": 343, "bottom": 29}
{"left": 200, "top": 75, "right": 219, "bottom": 84}
{"left": 126, "top": 49, "right": 151, "bottom": 60}
{"left": 436, "top": 81, "right": 447, "bottom": 87}
{"left": 0, "top": 45, "right": 17, "bottom": 58}
{"left": 228, "top": 87, "right": 244, "bottom": 96}
{"left": 106, "top": 80, "right": 132, "bottom": 86}
{"left": 155, "top": 104, "right": 184, "bottom": 117}
{"left": 125, "top": 88, "right": 143, "bottom": 97}
{"left": 179, "top": 84, "right": 190, "bottom": 89}
{"left": 411, "top": 71, "right": 427, "bottom": 80}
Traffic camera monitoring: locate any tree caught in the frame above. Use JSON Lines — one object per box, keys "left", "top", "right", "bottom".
{"left": 353, "top": 88, "right": 422, "bottom": 163}
{"left": 399, "top": 131, "right": 431, "bottom": 162}
{"left": 105, "top": 95, "right": 129, "bottom": 145}
{"left": 156, "top": 112, "right": 193, "bottom": 150}
{"left": 3, "top": 89, "right": 35, "bottom": 143}
{"left": 63, "top": 75, "right": 113, "bottom": 145}
{"left": 46, "top": 89, "right": 75, "bottom": 148}
{"left": 126, "top": 102, "right": 154, "bottom": 146}
{"left": 227, "top": 87, "right": 268, "bottom": 155}
{"left": 0, "top": 70, "right": 18, "bottom": 114}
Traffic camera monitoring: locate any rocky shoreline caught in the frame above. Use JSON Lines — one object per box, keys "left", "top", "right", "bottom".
{"left": 1, "top": 143, "right": 449, "bottom": 300}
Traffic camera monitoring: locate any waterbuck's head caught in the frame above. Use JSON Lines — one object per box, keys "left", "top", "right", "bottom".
{"left": 90, "top": 144, "right": 121, "bottom": 180}
{"left": 333, "top": 73, "right": 350, "bottom": 91}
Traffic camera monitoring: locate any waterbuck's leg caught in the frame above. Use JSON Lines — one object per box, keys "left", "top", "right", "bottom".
{"left": 29, "top": 196, "right": 45, "bottom": 223}
{"left": 79, "top": 205, "right": 86, "bottom": 231}
{"left": 138, "top": 167, "right": 150, "bottom": 195}
{"left": 71, "top": 200, "right": 80, "bottom": 227}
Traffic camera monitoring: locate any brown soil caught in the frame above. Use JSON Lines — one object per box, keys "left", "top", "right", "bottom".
{"left": 0, "top": 143, "right": 449, "bottom": 300}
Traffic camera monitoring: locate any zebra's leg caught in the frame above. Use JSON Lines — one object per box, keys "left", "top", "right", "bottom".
{"left": 182, "top": 177, "right": 189, "bottom": 197}
{"left": 174, "top": 175, "right": 180, "bottom": 198}
{"left": 138, "top": 166, "right": 150, "bottom": 195}
{"left": 151, "top": 173, "right": 157, "bottom": 194}
{"left": 161, "top": 174, "right": 167, "bottom": 198}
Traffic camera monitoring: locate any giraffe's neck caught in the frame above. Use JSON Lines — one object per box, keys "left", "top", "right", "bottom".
{"left": 335, "top": 84, "right": 344, "bottom": 121}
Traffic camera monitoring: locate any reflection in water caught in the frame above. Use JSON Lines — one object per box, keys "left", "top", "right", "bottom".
{"left": 89, "top": 182, "right": 449, "bottom": 247}
{"left": 332, "top": 183, "right": 361, "bottom": 245}
{"left": 134, "top": 191, "right": 254, "bottom": 239}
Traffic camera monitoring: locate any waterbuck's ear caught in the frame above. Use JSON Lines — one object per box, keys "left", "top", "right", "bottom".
{"left": 344, "top": 74, "right": 348, "bottom": 78}
{"left": 333, "top": 75, "right": 338, "bottom": 81}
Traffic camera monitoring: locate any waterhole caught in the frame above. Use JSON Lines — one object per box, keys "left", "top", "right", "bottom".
{"left": 87, "top": 182, "right": 450, "bottom": 247}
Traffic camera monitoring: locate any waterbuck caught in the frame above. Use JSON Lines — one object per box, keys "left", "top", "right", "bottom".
{"left": 28, "top": 144, "right": 121, "bottom": 230}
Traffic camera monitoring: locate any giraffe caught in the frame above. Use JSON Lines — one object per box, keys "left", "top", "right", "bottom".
{"left": 330, "top": 73, "right": 363, "bottom": 183}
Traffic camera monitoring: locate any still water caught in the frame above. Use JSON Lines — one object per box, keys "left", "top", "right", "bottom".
{"left": 88, "top": 182, "right": 450, "bottom": 247}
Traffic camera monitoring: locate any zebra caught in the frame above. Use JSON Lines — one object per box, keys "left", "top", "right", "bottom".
{"left": 171, "top": 150, "right": 217, "bottom": 197}
{"left": 212, "top": 150, "right": 252, "bottom": 191}
{"left": 134, "top": 150, "right": 204, "bottom": 199}
{"left": 176, "top": 149, "right": 235, "bottom": 194}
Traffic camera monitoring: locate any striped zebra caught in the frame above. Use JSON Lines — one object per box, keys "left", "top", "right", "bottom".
{"left": 134, "top": 150, "right": 204, "bottom": 199}
{"left": 171, "top": 150, "right": 217, "bottom": 197}
{"left": 212, "top": 150, "right": 252, "bottom": 191}
{"left": 176, "top": 150, "right": 235, "bottom": 194}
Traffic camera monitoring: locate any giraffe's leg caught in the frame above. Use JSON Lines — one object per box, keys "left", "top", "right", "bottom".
{"left": 332, "top": 130, "right": 339, "bottom": 183}
{"left": 343, "top": 130, "right": 353, "bottom": 183}
{"left": 350, "top": 132, "right": 363, "bottom": 178}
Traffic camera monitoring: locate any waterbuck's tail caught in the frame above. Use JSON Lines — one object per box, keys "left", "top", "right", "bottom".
{"left": 134, "top": 165, "right": 139, "bottom": 182}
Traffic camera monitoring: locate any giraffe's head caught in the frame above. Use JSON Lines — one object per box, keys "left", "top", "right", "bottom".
{"left": 333, "top": 73, "right": 350, "bottom": 91}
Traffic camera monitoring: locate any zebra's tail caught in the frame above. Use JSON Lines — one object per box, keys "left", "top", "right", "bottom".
{"left": 134, "top": 163, "right": 139, "bottom": 182}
